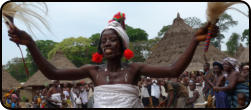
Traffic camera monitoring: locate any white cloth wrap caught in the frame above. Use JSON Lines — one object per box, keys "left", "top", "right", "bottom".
{"left": 93, "top": 84, "right": 143, "bottom": 108}
{"left": 51, "top": 93, "right": 62, "bottom": 106}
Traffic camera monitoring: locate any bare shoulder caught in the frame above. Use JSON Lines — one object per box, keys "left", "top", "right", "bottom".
{"left": 48, "top": 87, "right": 54, "bottom": 93}
{"left": 231, "top": 71, "right": 240, "bottom": 76}
{"left": 228, "top": 71, "right": 240, "bottom": 80}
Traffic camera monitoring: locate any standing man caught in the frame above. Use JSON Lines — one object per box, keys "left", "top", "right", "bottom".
{"left": 46, "top": 80, "right": 63, "bottom": 108}
{"left": 140, "top": 78, "right": 151, "bottom": 107}
{"left": 80, "top": 84, "right": 88, "bottom": 108}
{"left": 151, "top": 79, "right": 160, "bottom": 107}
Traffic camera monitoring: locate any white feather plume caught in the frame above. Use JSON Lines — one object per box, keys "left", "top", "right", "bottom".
{"left": 206, "top": 2, "right": 240, "bottom": 24}
{"left": 2, "top": 2, "right": 51, "bottom": 37}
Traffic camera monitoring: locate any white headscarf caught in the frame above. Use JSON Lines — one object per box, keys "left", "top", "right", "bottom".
{"left": 223, "top": 57, "right": 239, "bottom": 72}
{"left": 101, "top": 21, "right": 129, "bottom": 49}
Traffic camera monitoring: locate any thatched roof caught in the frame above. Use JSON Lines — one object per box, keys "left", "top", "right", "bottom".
{"left": 238, "top": 47, "right": 249, "bottom": 63}
{"left": 145, "top": 13, "right": 228, "bottom": 71}
{"left": 2, "top": 69, "right": 21, "bottom": 90}
{"left": 24, "top": 51, "right": 92, "bottom": 87}
{"left": 236, "top": 44, "right": 245, "bottom": 58}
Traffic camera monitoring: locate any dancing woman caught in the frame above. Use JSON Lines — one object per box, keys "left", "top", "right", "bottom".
{"left": 7, "top": 12, "right": 218, "bottom": 108}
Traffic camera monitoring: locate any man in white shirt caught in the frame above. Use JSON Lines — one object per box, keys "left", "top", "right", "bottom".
{"left": 80, "top": 84, "right": 88, "bottom": 108}
{"left": 151, "top": 79, "right": 160, "bottom": 107}
{"left": 141, "top": 79, "right": 150, "bottom": 107}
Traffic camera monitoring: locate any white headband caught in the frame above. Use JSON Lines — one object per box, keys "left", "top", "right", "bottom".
{"left": 102, "top": 21, "right": 129, "bottom": 49}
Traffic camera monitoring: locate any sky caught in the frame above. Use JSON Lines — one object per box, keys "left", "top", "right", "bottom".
{"left": 1, "top": 2, "right": 249, "bottom": 65}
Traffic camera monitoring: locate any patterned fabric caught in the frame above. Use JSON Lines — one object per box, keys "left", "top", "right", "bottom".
{"left": 204, "top": 31, "right": 212, "bottom": 52}
{"left": 225, "top": 80, "right": 249, "bottom": 108}
{"left": 223, "top": 57, "right": 239, "bottom": 72}
{"left": 203, "top": 70, "right": 214, "bottom": 98}
{"left": 5, "top": 99, "right": 11, "bottom": 107}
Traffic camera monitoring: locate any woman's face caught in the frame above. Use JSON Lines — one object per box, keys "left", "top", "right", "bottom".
{"left": 213, "top": 65, "right": 221, "bottom": 74}
{"left": 101, "top": 29, "right": 122, "bottom": 59}
{"left": 223, "top": 61, "right": 232, "bottom": 72}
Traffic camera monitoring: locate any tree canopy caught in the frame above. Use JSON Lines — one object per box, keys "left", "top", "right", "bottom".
{"left": 241, "top": 29, "right": 249, "bottom": 45}
{"left": 48, "top": 37, "right": 94, "bottom": 67}
{"left": 226, "top": 33, "right": 240, "bottom": 56}
{"left": 126, "top": 25, "right": 148, "bottom": 42}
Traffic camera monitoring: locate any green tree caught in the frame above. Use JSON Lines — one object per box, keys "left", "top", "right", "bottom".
{"left": 128, "top": 37, "right": 161, "bottom": 62}
{"left": 241, "top": 29, "right": 249, "bottom": 45}
{"left": 211, "top": 13, "right": 238, "bottom": 50}
{"left": 126, "top": 25, "right": 148, "bottom": 42}
{"left": 129, "top": 41, "right": 148, "bottom": 62}
{"left": 48, "top": 37, "right": 94, "bottom": 67}
{"left": 157, "top": 25, "right": 171, "bottom": 37}
{"left": 217, "top": 13, "right": 238, "bottom": 32}
{"left": 25, "top": 40, "right": 58, "bottom": 78}
{"left": 226, "top": 33, "right": 240, "bottom": 56}
{"left": 210, "top": 33, "right": 225, "bottom": 50}
{"left": 5, "top": 57, "right": 27, "bottom": 82}
{"left": 4, "top": 40, "right": 58, "bottom": 82}
{"left": 184, "top": 17, "right": 202, "bottom": 29}
{"left": 89, "top": 33, "right": 101, "bottom": 47}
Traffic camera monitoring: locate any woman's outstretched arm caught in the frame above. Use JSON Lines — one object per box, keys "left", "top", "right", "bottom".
{"left": 137, "top": 23, "right": 218, "bottom": 78}
{"left": 8, "top": 24, "right": 93, "bottom": 80}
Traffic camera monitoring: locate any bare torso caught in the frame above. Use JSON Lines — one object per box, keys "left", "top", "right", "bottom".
{"left": 89, "top": 63, "right": 140, "bottom": 86}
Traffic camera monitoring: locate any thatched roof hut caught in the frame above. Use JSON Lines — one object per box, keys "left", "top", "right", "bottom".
{"left": 236, "top": 44, "right": 245, "bottom": 57}
{"left": 145, "top": 13, "right": 228, "bottom": 71}
{"left": 2, "top": 69, "right": 21, "bottom": 91}
{"left": 24, "top": 51, "right": 92, "bottom": 87}
{"left": 238, "top": 47, "right": 249, "bottom": 63}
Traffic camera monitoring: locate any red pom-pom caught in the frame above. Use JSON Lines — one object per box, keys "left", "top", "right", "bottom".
{"left": 123, "top": 49, "right": 134, "bottom": 60}
{"left": 92, "top": 52, "right": 103, "bottom": 63}
{"left": 113, "top": 12, "right": 126, "bottom": 21}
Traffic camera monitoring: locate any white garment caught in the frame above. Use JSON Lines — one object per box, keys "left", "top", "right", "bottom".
{"left": 51, "top": 93, "right": 62, "bottom": 106}
{"left": 188, "top": 88, "right": 203, "bottom": 106}
{"left": 93, "top": 84, "right": 143, "bottom": 108}
{"left": 70, "top": 88, "right": 77, "bottom": 108}
{"left": 80, "top": 90, "right": 88, "bottom": 104}
{"left": 160, "top": 85, "right": 168, "bottom": 97}
{"left": 75, "top": 96, "right": 82, "bottom": 105}
{"left": 63, "top": 90, "right": 69, "bottom": 100}
{"left": 151, "top": 83, "right": 160, "bottom": 99}
{"left": 88, "top": 88, "right": 94, "bottom": 100}
{"left": 141, "top": 86, "right": 150, "bottom": 98}
{"left": 195, "top": 86, "right": 205, "bottom": 104}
